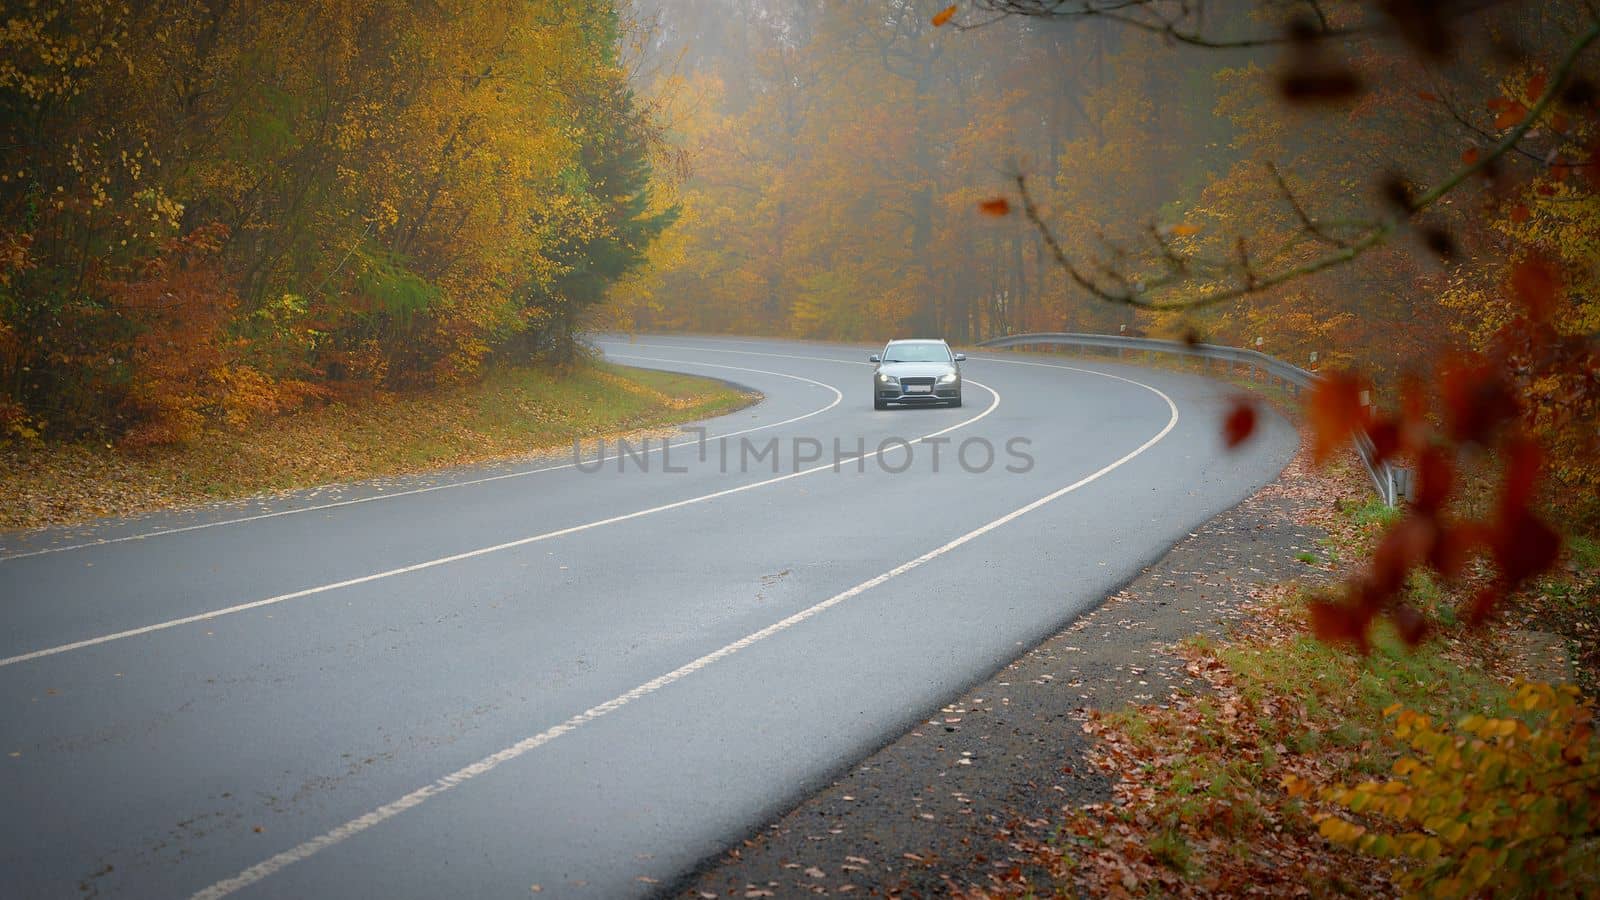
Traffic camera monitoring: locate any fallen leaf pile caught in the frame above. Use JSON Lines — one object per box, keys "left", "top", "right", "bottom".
{"left": 0, "top": 363, "right": 753, "bottom": 534}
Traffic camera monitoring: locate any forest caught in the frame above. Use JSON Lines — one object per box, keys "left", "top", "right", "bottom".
{"left": 612, "top": 0, "right": 1598, "bottom": 525}
{"left": 3, "top": 3, "right": 1599, "bottom": 895}
{"left": 4, "top": 1, "right": 1593, "bottom": 527}
{"left": 0, "top": 0, "right": 674, "bottom": 448}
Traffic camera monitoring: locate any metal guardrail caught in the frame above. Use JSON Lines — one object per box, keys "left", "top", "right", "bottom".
{"left": 974, "top": 332, "right": 1403, "bottom": 506}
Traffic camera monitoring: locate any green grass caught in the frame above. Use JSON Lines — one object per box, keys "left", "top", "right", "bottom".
{"left": 0, "top": 362, "right": 755, "bottom": 530}
{"left": 1345, "top": 494, "right": 1403, "bottom": 530}
{"left": 1043, "top": 439, "right": 1561, "bottom": 893}
{"left": 1568, "top": 534, "right": 1600, "bottom": 570}
{"left": 1226, "top": 618, "right": 1509, "bottom": 733}
{"left": 1081, "top": 598, "right": 1516, "bottom": 881}
{"left": 1147, "top": 828, "right": 1194, "bottom": 876}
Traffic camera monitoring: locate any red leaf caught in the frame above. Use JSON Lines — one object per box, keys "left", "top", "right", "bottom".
{"left": 1398, "top": 373, "right": 1432, "bottom": 455}
{"left": 1429, "top": 520, "right": 1485, "bottom": 581}
{"left": 1306, "top": 371, "right": 1371, "bottom": 464}
{"left": 1440, "top": 355, "right": 1518, "bottom": 446}
{"left": 1463, "top": 584, "right": 1505, "bottom": 626}
{"left": 1309, "top": 600, "right": 1372, "bottom": 652}
{"left": 1508, "top": 203, "right": 1531, "bottom": 224}
{"left": 1413, "top": 446, "right": 1455, "bottom": 514}
{"left": 1493, "top": 101, "right": 1529, "bottom": 130}
{"left": 1390, "top": 604, "right": 1430, "bottom": 647}
{"left": 931, "top": 5, "right": 957, "bottom": 27}
{"left": 1509, "top": 255, "right": 1560, "bottom": 323}
{"left": 1460, "top": 146, "right": 1481, "bottom": 166}
{"left": 978, "top": 197, "right": 1011, "bottom": 216}
{"left": 1525, "top": 72, "right": 1548, "bottom": 103}
{"left": 1492, "top": 507, "right": 1560, "bottom": 588}
{"left": 1417, "top": 90, "right": 1442, "bottom": 103}
{"left": 1500, "top": 436, "right": 1543, "bottom": 514}
{"left": 1371, "top": 515, "right": 1435, "bottom": 596}
{"left": 1223, "top": 398, "right": 1257, "bottom": 449}
{"left": 1365, "top": 417, "right": 1401, "bottom": 464}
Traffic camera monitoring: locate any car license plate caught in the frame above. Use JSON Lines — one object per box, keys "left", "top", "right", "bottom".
{"left": 907, "top": 384, "right": 932, "bottom": 393}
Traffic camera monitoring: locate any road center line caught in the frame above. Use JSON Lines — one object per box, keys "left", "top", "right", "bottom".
{"left": 0, "top": 359, "right": 842, "bottom": 562}
{"left": 191, "top": 367, "right": 1177, "bottom": 900}
{"left": 0, "top": 378, "right": 998, "bottom": 669}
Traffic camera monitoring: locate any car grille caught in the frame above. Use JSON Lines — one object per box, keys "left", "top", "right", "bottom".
{"left": 899, "top": 377, "right": 936, "bottom": 388}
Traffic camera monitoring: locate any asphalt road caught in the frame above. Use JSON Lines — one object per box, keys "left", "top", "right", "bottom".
{"left": 0, "top": 335, "right": 1298, "bottom": 899}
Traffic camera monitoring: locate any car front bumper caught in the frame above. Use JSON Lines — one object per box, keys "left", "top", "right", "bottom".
{"left": 877, "top": 381, "right": 959, "bottom": 402}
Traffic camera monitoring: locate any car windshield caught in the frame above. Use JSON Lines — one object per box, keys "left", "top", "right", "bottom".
{"left": 882, "top": 343, "right": 950, "bottom": 363}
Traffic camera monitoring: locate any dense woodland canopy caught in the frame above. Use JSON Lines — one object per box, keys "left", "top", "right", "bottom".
{"left": 1, "top": 0, "right": 1595, "bottom": 526}
{"left": 616, "top": 1, "right": 1593, "bottom": 357}
{"left": 2, "top": 5, "right": 1593, "bottom": 888}
{"left": 0, "top": 0, "right": 674, "bottom": 447}
{"left": 609, "top": 0, "right": 1598, "bottom": 521}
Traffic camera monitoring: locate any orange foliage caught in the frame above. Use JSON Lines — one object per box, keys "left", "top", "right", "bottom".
{"left": 101, "top": 226, "right": 271, "bottom": 448}
{"left": 1305, "top": 290, "right": 1583, "bottom": 644}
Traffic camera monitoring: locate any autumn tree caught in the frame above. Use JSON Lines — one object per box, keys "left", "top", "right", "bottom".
{"left": 0, "top": 0, "right": 677, "bottom": 442}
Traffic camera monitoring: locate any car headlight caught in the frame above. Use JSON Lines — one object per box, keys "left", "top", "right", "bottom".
{"left": 877, "top": 373, "right": 898, "bottom": 384}
{"left": 938, "top": 372, "right": 959, "bottom": 384}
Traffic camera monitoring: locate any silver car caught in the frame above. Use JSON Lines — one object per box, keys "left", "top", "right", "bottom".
{"left": 870, "top": 339, "right": 965, "bottom": 409}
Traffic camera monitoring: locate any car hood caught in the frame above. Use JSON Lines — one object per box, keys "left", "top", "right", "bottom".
{"left": 877, "top": 361, "right": 957, "bottom": 379}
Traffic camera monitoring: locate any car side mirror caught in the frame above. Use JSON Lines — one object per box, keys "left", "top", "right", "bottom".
{"left": 953, "top": 353, "right": 966, "bottom": 362}
{"left": 868, "top": 355, "right": 880, "bottom": 363}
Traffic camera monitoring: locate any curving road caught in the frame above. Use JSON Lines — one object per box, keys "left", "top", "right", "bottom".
{"left": 0, "top": 335, "right": 1297, "bottom": 898}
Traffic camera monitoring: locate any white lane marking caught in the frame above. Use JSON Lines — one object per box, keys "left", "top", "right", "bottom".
{"left": 0, "top": 359, "right": 842, "bottom": 562}
{"left": 0, "top": 381, "right": 999, "bottom": 669}
{"left": 192, "top": 370, "right": 1177, "bottom": 900}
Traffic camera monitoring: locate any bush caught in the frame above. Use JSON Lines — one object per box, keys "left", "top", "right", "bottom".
{"left": 1288, "top": 681, "right": 1600, "bottom": 898}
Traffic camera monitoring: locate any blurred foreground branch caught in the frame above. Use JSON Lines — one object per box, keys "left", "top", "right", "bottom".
{"left": 1014, "top": 16, "right": 1600, "bottom": 311}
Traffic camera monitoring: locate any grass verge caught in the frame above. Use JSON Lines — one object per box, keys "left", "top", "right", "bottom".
{"left": 988, "top": 458, "right": 1596, "bottom": 898}
{"left": 0, "top": 362, "right": 755, "bottom": 531}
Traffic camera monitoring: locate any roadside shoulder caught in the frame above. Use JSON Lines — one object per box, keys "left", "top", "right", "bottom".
{"left": 678, "top": 451, "right": 1335, "bottom": 898}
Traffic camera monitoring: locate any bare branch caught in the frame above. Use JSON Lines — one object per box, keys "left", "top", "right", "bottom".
{"left": 1014, "top": 16, "right": 1600, "bottom": 312}
{"left": 974, "top": 0, "right": 1368, "bottom": 49}
{"left": 976, "top": 0, "right": 1515, "bottom": 50}
{"left": 1268, "top": 160, "right": 1351, "bottom": 248}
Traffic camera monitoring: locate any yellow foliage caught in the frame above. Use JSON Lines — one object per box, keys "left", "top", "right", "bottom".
{"left": 1313, "top": 682, "right": 1600, "bottom": 899}
{"left": 0, "top": 0, "right": 672, "bottom": 441}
